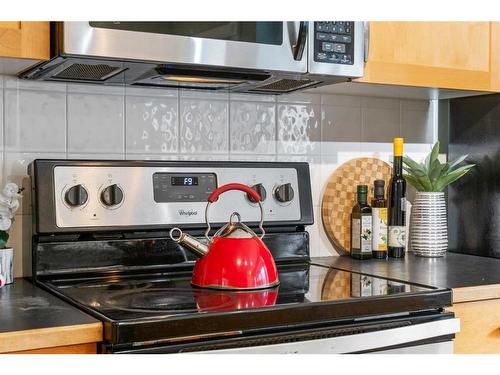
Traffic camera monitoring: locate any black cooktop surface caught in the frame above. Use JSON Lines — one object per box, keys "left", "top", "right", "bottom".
{"left": 38, "top": 263, "right": 452, "bottom": 347}
{"left": 43, "top": 264, "right": 435, "bottom": 322}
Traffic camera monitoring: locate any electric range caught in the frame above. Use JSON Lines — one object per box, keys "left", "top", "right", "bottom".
{"left": 28, "top": 160, "right": 458, "bottom": 353}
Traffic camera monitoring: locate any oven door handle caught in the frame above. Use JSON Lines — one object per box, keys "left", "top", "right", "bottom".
{"left": 290, "top": 21, "right": 308, "bottom": 61}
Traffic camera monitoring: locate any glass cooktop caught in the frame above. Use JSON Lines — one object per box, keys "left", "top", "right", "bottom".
{"left": 44, "top": 264, "right": 434, "bottom": 322}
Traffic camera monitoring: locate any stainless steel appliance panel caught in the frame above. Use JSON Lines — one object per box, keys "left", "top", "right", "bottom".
{"left": 63, "top": 22, "right": 307, "bottom": 73}
{"left": 53, "top": 166, "right": 301, "bottom": 228}
{"left": 199, "top": 318, "right": 459, "bottom": 354}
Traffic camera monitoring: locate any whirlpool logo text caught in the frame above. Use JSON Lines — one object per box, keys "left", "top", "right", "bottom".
{"left": 178, "top": 209, "right": 198, "bottom": 217}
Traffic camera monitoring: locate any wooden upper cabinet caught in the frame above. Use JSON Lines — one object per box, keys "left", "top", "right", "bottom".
{"left": 0, "top": 21, "right": 50, "bottom": 60}
{"left": 357, "top": 22, "right": 494, "bottom": 92}
{"left": 490, "top": 22, "right": 500, "bottom": 92}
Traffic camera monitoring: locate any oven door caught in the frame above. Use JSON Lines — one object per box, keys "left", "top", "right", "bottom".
{"left": 108, "top": 314, "right": 459, "bottom": 354}
{"left": 200, "top": 318, "right": 460, "bottom": 354}
{"left": 62, "top": 22, "right": 308, "bottom": 73}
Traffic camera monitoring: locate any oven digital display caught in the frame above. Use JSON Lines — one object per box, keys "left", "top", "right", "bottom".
{"left": 171, "top": 176, "right": 199, "bottom": 186}
{"left": 153, "top": 172, "right": 217, "bottom": 202}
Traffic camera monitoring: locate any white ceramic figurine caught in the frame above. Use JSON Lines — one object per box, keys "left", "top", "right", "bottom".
{"left": 0, "top": 183, "right": 23, "bottom": 231}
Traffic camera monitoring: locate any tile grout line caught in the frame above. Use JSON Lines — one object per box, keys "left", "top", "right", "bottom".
{"left": 399, "top": 99, "right": 403, "bottom": 137}
{"left": 65, "top": 82, "right": 68, "bottom": 158}
{"left": 1, "top": 75, "right": 4, "bottom": 185}
{"left": 227, "top": 91, "right": 231, "bottom": 157}
{"left": 123, "top": 86, "right": 127, "bottom": 159}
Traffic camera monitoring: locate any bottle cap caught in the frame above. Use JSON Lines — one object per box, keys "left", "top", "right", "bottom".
{"left": 374, "top": 180, "right": 385, "bottom": 197}
{"left": 357, "top": 185, "right": 368, "bottom": 193}
{"left": 393, "top": 137, "right": 404, "bottom": 157}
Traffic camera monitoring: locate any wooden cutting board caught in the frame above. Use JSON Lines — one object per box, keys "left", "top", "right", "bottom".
{"left": 321, "top": 157, "right": 392, "bottom": 254}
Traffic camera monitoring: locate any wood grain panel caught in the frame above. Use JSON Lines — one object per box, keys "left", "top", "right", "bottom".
{"left": 0, "top": 322, "right": 102, "bottom": 354}
{"left": 0, "top": 21, "right": 49, "bottom": 60}
{"left": 12, "top": 343, "right": 97, "bottom": 354}
{"left": 0, "top": 22, "right": 21, "bottom": 30}
{"left": 453, "top": 284, "right": 500, "bottom": 303}
{"left": 448, "top": 299, "right": 500, "bottom": 354}
{"left": 357, "top": 22, "right": 493, "bottom": 91}
{"left": 491, "top": 22, "right": 500, "bottom": 91}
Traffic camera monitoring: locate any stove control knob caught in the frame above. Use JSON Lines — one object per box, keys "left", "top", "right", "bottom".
{"left": 64, "top": 185, "right": 88, "bottom": 207}
{"left": 274, "top": 183, "right": 294, "bottom": 203}
{"left": 247, "top": 183, "right": 267, "bottom": 203}
{"left": 100, "top": 184, "right": 124, "bottom": 207}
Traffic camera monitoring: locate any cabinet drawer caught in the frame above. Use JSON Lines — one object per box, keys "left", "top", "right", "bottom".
{"left": 448, "top": 298, "right": 500, "bottom": 354}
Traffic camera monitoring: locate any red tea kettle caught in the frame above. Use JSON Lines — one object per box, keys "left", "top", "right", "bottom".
{"left": 169, "top": 183, "right": 279, "bottom": 290}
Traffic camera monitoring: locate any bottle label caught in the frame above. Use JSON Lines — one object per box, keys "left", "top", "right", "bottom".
{"left": 351, "top": 218, "right": 361, "bottom": 250}
{"left": 401, "top": 197, "right": 407, "bottom": 211}
{"left": 372, "top": 208, "right": 388, "bottom": 251}
{"left": 388, "top": 226, "right": 406, "bottom": 247}
{"left": 360, "top": 215, "right": 372, "bottom": 253}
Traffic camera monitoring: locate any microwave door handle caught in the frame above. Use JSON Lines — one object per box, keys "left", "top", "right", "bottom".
{"left": 291, "top": 21, "right": 307, "bottom": 61}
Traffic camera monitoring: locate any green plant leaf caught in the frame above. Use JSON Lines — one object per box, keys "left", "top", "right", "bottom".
{"left": 434, "top": 165, "right": 475, "bottom": 191}
{"left": 403, "top": 141, "right": 473, "bottom": 192}
{"left": 0, "top": 231, "right": 9, "bottom": 249}
{"left": 403, "top": 156, "right": 426, "bottom": 176}
{"left": 404, "top": 174, "right": 426, "bottom": 191}
{"left": 427, "top": 141, "right": 440, "bottom": 172}
{"left": 447, "top": 154, "right": 469, "bottom": 171}
{"left": 429, "top": 159, "right": 446, "bottom": 188}
{"left": 403, "top": 165, "right": 426, "bottom": 177}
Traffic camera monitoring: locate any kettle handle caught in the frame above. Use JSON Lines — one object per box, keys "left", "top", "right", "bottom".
{"left": 208, "top": 183, "right": 261, "bottom": 203}
{"left": 205, "top": 183, "right": 265, "bottom": 243}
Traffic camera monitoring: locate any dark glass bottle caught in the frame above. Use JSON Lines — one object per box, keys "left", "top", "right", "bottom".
{"left": 388, "top": 138, "right": 407, "bottom": 258}
{"left": 351, "top": 185, "right": 372, "bottom": 260}
{"left": 371, "top": 180, "right": 388, "bottom": 259}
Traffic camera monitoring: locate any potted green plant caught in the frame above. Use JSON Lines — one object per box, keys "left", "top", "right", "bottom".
{"left": 0, "top": 183, "right": 23, "bottom": 286}
{"left": 403, "top": 141, "right": 475, "bottom": 257}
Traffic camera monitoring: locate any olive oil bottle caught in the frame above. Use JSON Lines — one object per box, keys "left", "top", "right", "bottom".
{"left": 371, "top": 180, "right": 388, "bottom": 259}
{"left": 388, "top": 138, "right": 407, "bottom": 258}
{"left": 351, "top": 185, "right": 372, "bottom": 260}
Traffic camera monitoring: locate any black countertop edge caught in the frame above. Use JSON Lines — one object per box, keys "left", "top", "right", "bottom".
{"left": 310, "top": 252, "right": 500, "bottom": 290}
{"left": 0, "top": 278, "right": 100, "bottom": 334}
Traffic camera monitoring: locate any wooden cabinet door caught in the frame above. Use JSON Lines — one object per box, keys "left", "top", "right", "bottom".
{"left": 448, "top": 298, "right": 500, "bottom": 354}
{"left": 0, "top": 21, "right": 50, "bottom": 60}
{"left": 356, "top": 22, "right": 492, "bottom": 91}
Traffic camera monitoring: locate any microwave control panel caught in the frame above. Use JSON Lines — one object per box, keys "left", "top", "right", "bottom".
{"left": 314, "top": 21, "right": 355, "bottom": 65}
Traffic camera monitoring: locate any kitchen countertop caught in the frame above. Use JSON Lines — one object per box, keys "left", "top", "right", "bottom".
{"left": 311, "top": 252, "right": 500, "bottom": 303}
{"left": 0, "top": 279, "right": 102, "bottom": 353}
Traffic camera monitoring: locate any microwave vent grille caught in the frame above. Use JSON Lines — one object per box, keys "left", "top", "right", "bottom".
{"left": 250, "top": 79, "right": 318, "bottom": 93}
{"left": 52, "top": 63, "right": 126, "bottom": 82}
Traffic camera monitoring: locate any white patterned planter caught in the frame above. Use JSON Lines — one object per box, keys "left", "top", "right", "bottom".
{"left": 0, "top": 248, "right": 14, "bottom": 286}
{"left": 410, "top": 192, "right": 448, "bottom": 257}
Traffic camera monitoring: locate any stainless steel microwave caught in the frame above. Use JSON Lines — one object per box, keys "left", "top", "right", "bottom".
{"left": 20, "top": 22, "right": 368, "bottom": 94}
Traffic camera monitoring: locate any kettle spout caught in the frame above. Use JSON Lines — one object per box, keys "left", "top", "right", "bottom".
{"left": 169, "top": 228, "right": 209, "bottom": 257}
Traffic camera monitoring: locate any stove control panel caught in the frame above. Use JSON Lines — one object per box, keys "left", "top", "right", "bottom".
{"left": 52, "top": 165, "right": 303, "bottom": 229}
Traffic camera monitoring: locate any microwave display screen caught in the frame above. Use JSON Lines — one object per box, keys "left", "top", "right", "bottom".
{"left": 89, "top": 22, "right": 283, "bottom": 45}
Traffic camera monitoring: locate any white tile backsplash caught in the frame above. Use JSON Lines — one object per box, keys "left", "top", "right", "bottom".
{"left": 180, "top": 98, "right": 229, "bottom": 153}
{"left": 0, "top": 83, "right": 3, "bottom": 151}
{"left": 0, "top": 75, "right": 438, "bottom": 277}
{"left": 67, "top": 85, "right": 125, "bottom": 153}
{"left": 277, "top": 103, "right": 321, "bottom": 155}
{"left": 230, "top": 101, "right": 276, "bottom": 154}
{"left": 4, "top": 88, "right": 66, "bottom": 152}
{"left": 67, "top": 153, "right": 125, "bottom": 160}
{"left": 3, "top": 76, "right": 66, "bottom": 92}
{"left": 125, "top": 93, "right": 179, "bottom": 154}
